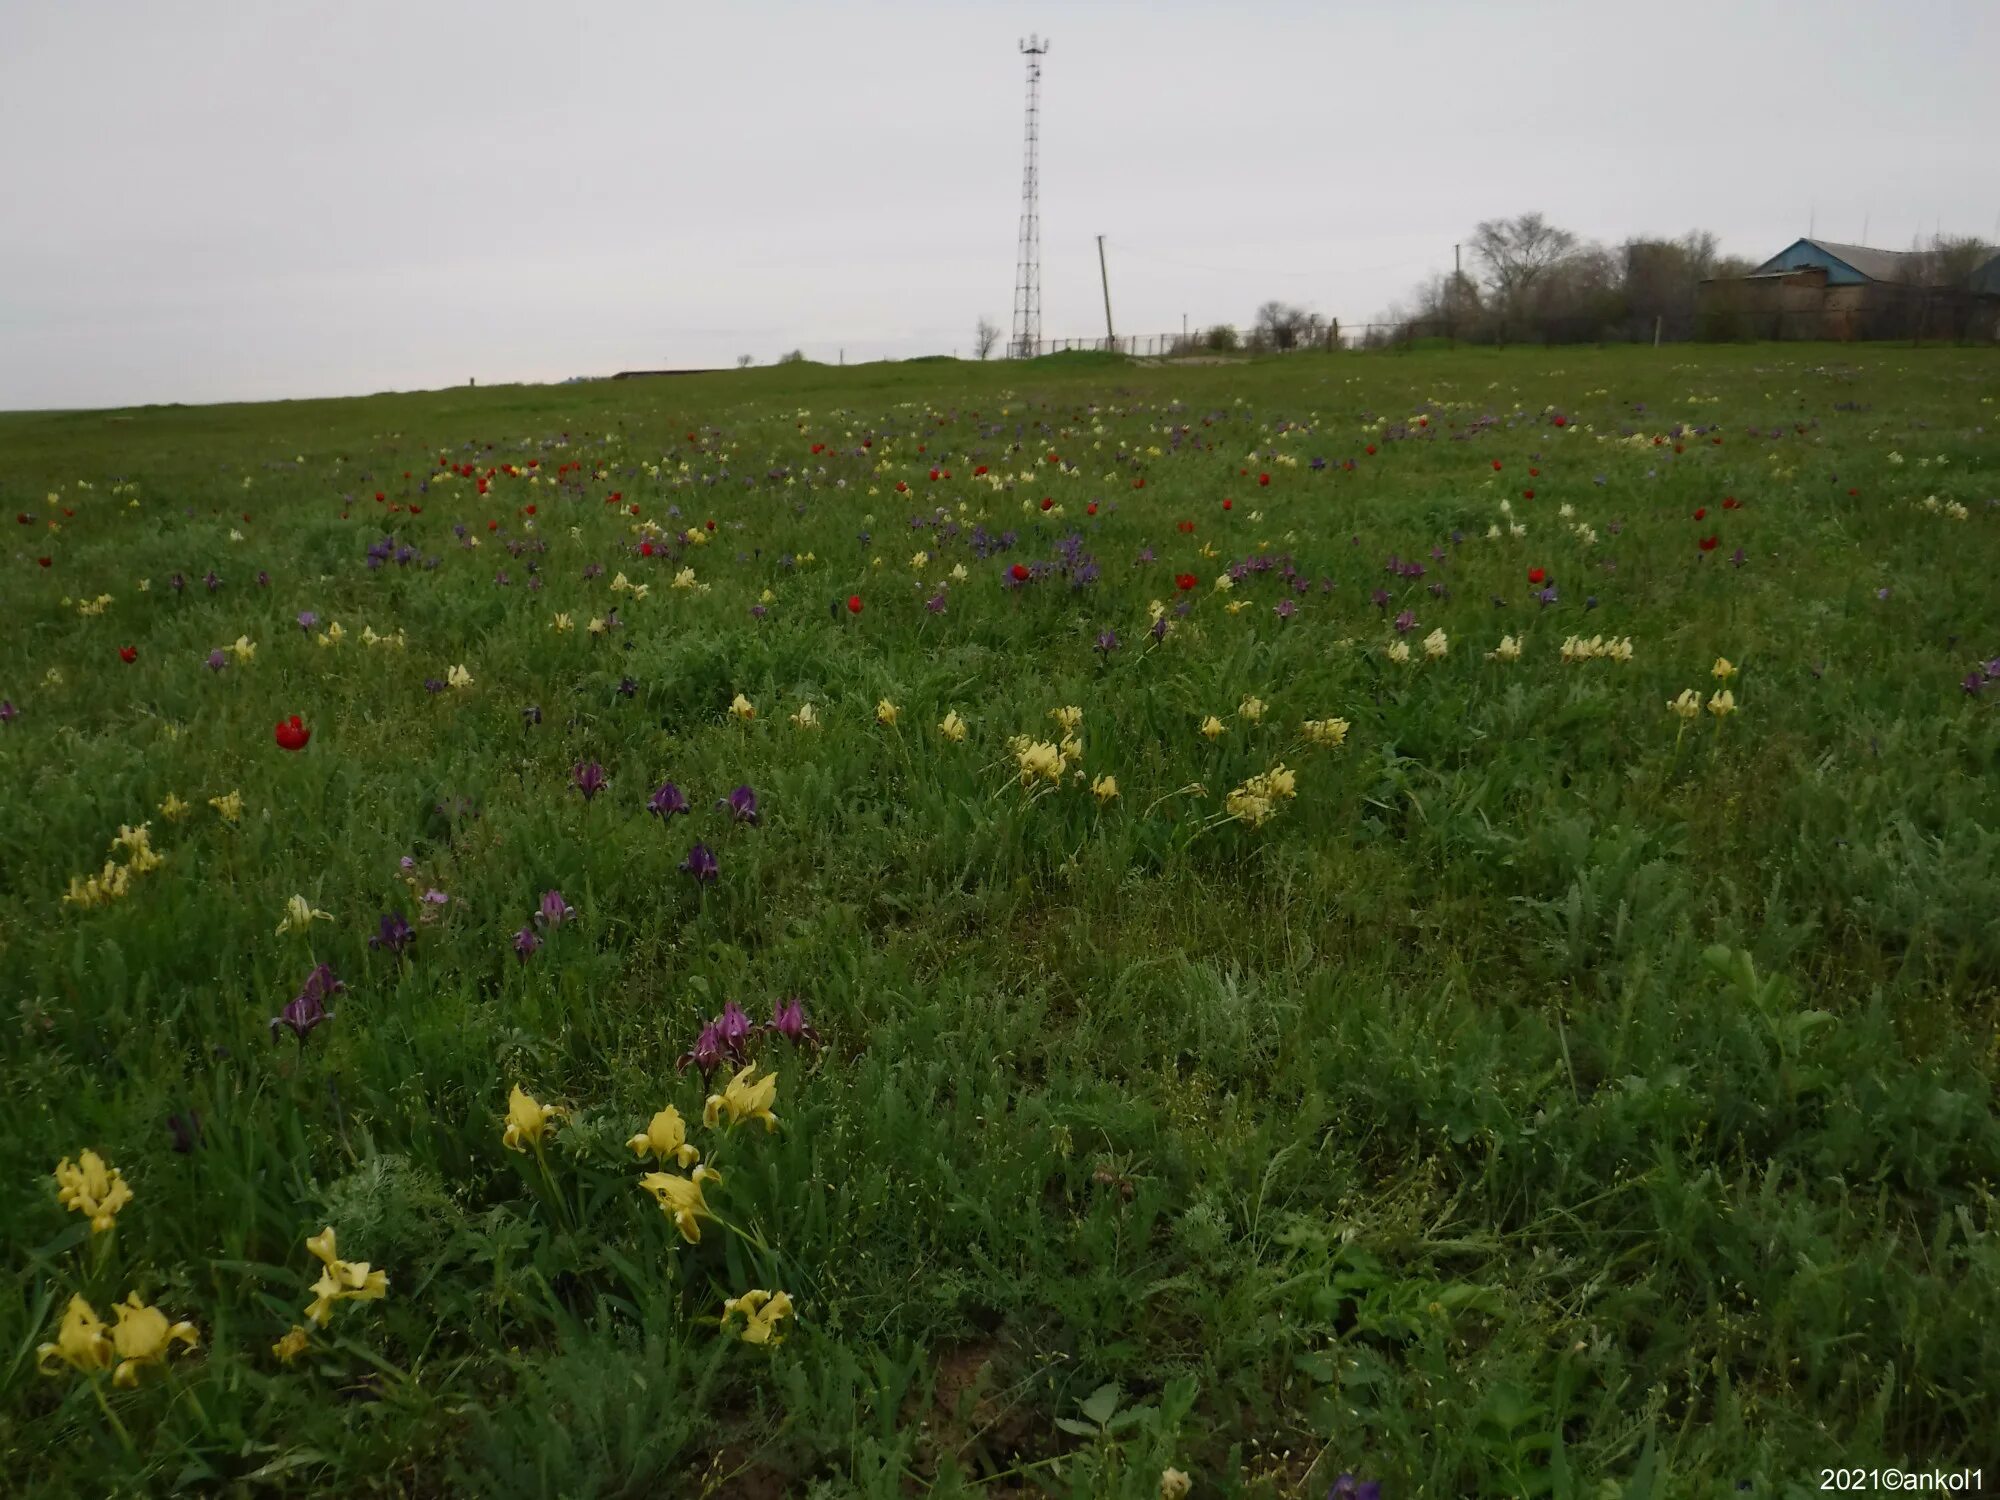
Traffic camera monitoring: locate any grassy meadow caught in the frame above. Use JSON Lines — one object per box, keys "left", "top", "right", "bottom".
{"left": 2, "top": 344, "right": 1998, "bottom": 1497}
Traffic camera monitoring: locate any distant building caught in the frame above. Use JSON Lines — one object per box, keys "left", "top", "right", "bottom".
{"left": 1698, "top": 238, "right": 1998, "bottom": 341}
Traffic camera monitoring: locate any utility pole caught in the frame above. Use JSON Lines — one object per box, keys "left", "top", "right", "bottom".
{"left": 1452, "top": 242, "right": 1461, "bottom": 345}
{"left": 1096, "top": 234, "right": 1115, "bottom": 350}
{"left": 1010, "top": 36, "right": 1049, "bottom": 359}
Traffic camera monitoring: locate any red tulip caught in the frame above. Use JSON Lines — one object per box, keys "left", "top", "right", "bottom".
{"left": 1257, "top": 473, "right": 1270, "bottom": 486}
{"left": 1528, "top": 468, "right": 1539, "bottom": 477}
{"left": 846, "top": 594, "right": 863, "bottom": 614}
{"left": 1693, "top": 507, "right": 1707, "bottom": 520}
{"left": 1527, "top": 567, "right": 1545, "bottom": 585}
{"left": 274, "top": 714, "right": 311, "bottom": 751}
{"left": 1722, "top": 497, "right": 1739, "bottom": 510}
{"left": 1365, "top": 444, "right": 1377, "bottom": 456}
{"left": 119, "top": 645, "right": 137, "bottom": 663}
{"left": 1492, "top": 460, "right": 1503, "bottom": 470}
{"left": 1699, "top": 535, "right": 1719, "bottom": 552}
{"left": 1086, "top": 502, "right": 1098, "bottom": 516}
{"left": 1010, "top": 563, "right": 1029, "bottom": 582}
{"left": 1222, "top": 499, "right": 1233, "bottom": 511}
{"left": 1522, "top": 489, "right": 1535, "bottom": 500}
{"left": 37, "top": 556, "right": 51, "bottom": 568}
{"left": 1175, "top": 572, "right": 1197, "bottom": 591}
{"left": 1040, "top": 497, "right": 1053, "bottom": 511}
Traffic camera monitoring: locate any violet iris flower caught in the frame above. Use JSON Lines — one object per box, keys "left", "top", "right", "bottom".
{"left": 769, "top": 996, "right": 820, "bottom": 1047}
{"left": 513, "top": 926, "right": 542, "bottom": 960}
{"left": 717, "top": 786, "right": 759, "bottom": 825}
{"left": 271, "top": 964, "right": 343, "bottom": 1043}
{"left": 537, "top": 889, "right": 574, "bottom": 927}
{"left": 368, "top": 911, "right": 414, "bottom": 954}
{"left": 649, "top": 781, "right": 689, "bottom": 818}
{"left": 682, "top": 842, "right": 719, "bottom": 883}
{"left": 572, "top": 761, "right": 607, "bottom": 800}
{"left": 678, "top": 1021, "right": 724, "bottom": 1076}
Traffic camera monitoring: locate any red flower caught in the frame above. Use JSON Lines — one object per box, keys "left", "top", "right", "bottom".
{"left": 973, "top": 465, "right": 988, "bottom": 476}
{"left": 1175, "top": 572, "right": 1197, "bottom": 591}
{"left": 1492, "top": 460, "right": 1503, "bottom": 470}
{"left": 374, "top": 491, "right": 385, "bottom": 502}
{"left": 1528, "top": 468, "right": 1539, "bottom": 477}
{"left": 928, "top": 469, "right": 940, "bottom": 481}
{"left": 1010, "top": 563, "right": 1029, "bottom": 582}
{"left": 1046, "top": 452, "right": 1060, "bottom": 464}
{"left": 705, "top": 519, "right": 715, "bottom": 531}
{"left": 1722, "top": 496, "right": 1739, "bottom": 510}
{"left": 640, "top": 541, "right": 654, "bottom": 557}
{"left": 629, "top": 504, "right": 640, "bottom": 515}
{"left": 37, "top": 556, "right": 51, "bottom": 568}
{"left": 1177, "top": 520, "right": 1195, "bottom": 534}
{"left": 1522, "top": 489, "right": 1535, "bottom": 500}
{"left": 1132, "top": 477, "right": 1145, "bottom": 488}
{"left": 523, "top": 504, "right": 536, "bottom": 516}
{"left": 487, "top": 519, "right": 498, "bottom": 531}
{"left": 1699, "top": 535, "right": 1719, "bottom": 552}
{"left": 1365, "top": 444, "right": 1377, "bottom": 456}
{"left": 1040, "top": 497, "right": 1053, "bottom": 511}
{"left": 1257, "top": 473, "right": 1270, "bottom": 486}
{"left": 1693, "top": 507, "right": 1706, "bottom": 520}
{"left": 1553, "top": 415, "right": 1567, "bottom": 427}
{"left": 846, "top": 594, "right": 863, "bottom": 614}
{"left": 1222, "top": 499, "right": 1233, "bottom": 511}
{"left": 1086, "top": 502, "right": 1098, "bottom": 516}
{"left": 119, "top": 646, "right": 137, "bottom": 663}
{"left": 274, "top": 714, "right": 311, "bottom": 751}
{"left": 1527, "top": 567, "right": 1545, "bottom": 585}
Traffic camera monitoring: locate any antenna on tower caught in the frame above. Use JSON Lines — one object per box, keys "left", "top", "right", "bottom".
{"left": 1010, "top": 34, "right": 1049, "bottom": 359}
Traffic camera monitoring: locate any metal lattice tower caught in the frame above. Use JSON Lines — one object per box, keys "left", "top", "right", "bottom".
{"left": 1010, "top": 35, "right": 1048, "bottom": 359}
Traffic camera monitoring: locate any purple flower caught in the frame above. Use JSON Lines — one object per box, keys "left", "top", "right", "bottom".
{"left": 572, "top": 761, "right": 607, "bottom": 800}
{"left": 271, "top": 964, "right": 343, "bottom": 1043}
{"left": 1964, "top": 673, "right": 1985, "bottom": 697}
{"left": 769, "top": 996, "right": 821, "bottom": 1048}
{"left": 717, "top": 785, "right": 760, "bottom": 825}
{"left": 1983, "top": 658, "right": 2000, "bottom": 681}
{"left": 717, "top": 1000, "right": 758, "bottom": 1057}
{"left": 1534, "top": 586, "right": 1560, "bottom": 607}
{"left": 1094, "top": 629, "right": 1119, "bottom": 657}
{"left": 537, "top": 889, "right": 574, "bottom": 927}
{"left": 1877, "top": 587, "right": 1892, "bottom": 601}
{"left": 203, "top": 570, "right": 222, "bottom": 593}
{"left": 1370, "top": 588, "right": 1392, "bottom": 612}
{"left": 1328, "top": 1476, "right": 1382, "bottom": 1500}
{"left": 424, "top": 677, "right": 445, "bottom": 694}
{"left": 1274, "top": 598, "right": 1297, "bottom": 620}
{"left": 257, "top": 571, "right": 271, "bottom": 588}
{"left": 682, "top": 842, "right": 719, "bottom": 883}
{"left": 368, "top": 911, "right": 414, "bottom": 954}
{"left": 513, "top": 926, "right": 542, "bottom": 960}
{"left": 649, "top": 781, "right": 689, "bottom": 818}
{"left": 1148, "top": 615, "right": 1168, "bottom": 643}
{"left": 1729, "top": 547, "right": 1747, "bottom": 568}
{"left": 1393, "top": 609, "right": 1417, "bottom": 635}
{"left": 0, "top": 700, "right": 16, "bottom": 724}
{"left": 206, "top": 650, "right": 228, "bottom": 672}
{"left": 297, "top": 610, "right": 319, "bottom": 633}
{"left": 678, "top": 1020, "right": 724, "bottom": 1076}
{"left": 169, "top": 573, "right": 186, "bottom": 593}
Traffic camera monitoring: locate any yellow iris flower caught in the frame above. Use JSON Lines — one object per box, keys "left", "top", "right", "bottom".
{"left": 501, "top": 1085, "right": 566, "bottom": 1152}
{"left": 721, "top": 1288, "right": 795, "bottom": 1345}
{"left": 640, "top": 1163, "right": 724, "bottom": 1244}
{"left": 303, "top": 1226, "right": 389, "bottom": 1327}
{"left": 704, "top": 1064, "right": 780, "bottom": 1132}
{"left": 627, "top": 1106, "right": 701, "bottom": 1167}
{"left": 55, "top": 1150, "right": 133, "bottom": 1233}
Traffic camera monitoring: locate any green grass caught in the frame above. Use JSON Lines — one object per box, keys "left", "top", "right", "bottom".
{"left": 2, "top": 345, "right": 1998, "bottom": 1498}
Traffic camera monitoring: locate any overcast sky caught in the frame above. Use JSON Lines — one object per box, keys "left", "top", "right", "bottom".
{"left": 3, "top": 0, "right": 1996, "bottom": 409}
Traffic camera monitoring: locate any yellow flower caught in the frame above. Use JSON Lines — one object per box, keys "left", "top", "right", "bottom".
{"left": 729, "top": 693, "right": 756, "bottom": 722}
{"left": 587, "top": 616, "right": 607, "bottom": 635}
{"left": 1225, "top": 786, "right": 1274, "bottom": 827}
{"left": 1237, "top": 695, "right": 1265, "bottom": 723}
{"left": 1091, "top": 774, "right": 1119, "bottom": 804}
{"left": 938, "top": 710, "right": 968, "bottom": 742}
{"left": 1487, "top": 635, "right": 1522, "bottom": 662}
{"left": 1707, "top": 689, "right": 1737, "bottom": 719}
{"left": 1301, "top": 717, "right": 1349, "bottom": 748}
{"left": 1161, "top": 1469, "right": 1193, "bottom": 1500}
{"left": 790, "top": 702, "right": 820, "bottom": 729}
{"left": 228, "top": 635, "right": 257, "bottom": 663}
{"left": 1668, "top": 688, "right": 1703, "bottom": 721}
{"left": 37, "top": 1296, "right": 113, "bottom": 1377}
{"left": 303, "top": 1226, "right": 389, "bottom": 1327}
{"left": 640, "top": 1164, "right": 723, "bottom": 1244}
{"left": 45, "top": 667, "right": 64, "bottom": 686}
{"left": 501, "top": 1085, "right": 566, "bottom": 1152}
{"left": 721, "top": 1288, "right": 795, "bottom": 1345}
{"left": 108, "top": 1293, "right": 199, "bottom": 1387}
{"left": 1422, "top": 628, "right": 1449, "bottom": 660}
{"left": 875, "top": 698, "right": 899, "bottom": 727}
{"left": 1050, "top": 704, "right": 1083, "bottom": 734}
{"left": 446, "top": 663, "right": 474, "bottom": 689}
{"left": 1603, "top": 636, "right": 1634, "bottom": 663}
{"left": 910, "top": 550, "right": 930, "bottom": 569}
{"left": 672, "top": 567, "right": 699, "bottom": 590}
{"left": 949, "top": 563, "right": 969, "bottom": 583}
{"left": 159, "top": 793, "right": 189, "bottom": 821}
{"left": 271, "top": 1324, "right": 311, "bottom": 1364}
{"left": 627, "top": 1106, "right": 701, "bottom": 1167}
{"left": 1199, "top": 715, "right": 1225, "bottom": 741}
{"left": 209, "top": 790, "right": 244, "bottom": 824}
{"left": 759, "top": 587, "right": 776, "bottom": 604}
{"left": 275, "top": 894, "right": 332, "bottom": 936}
{"left": 551, "top": 612, "right": 573, "bottom": 632}
{"left": 1009, "top": 736, "right": 1066, "bottom": 785}
{"left": 315, "top": 620, "right": 345, "bottom": 647}
{"left": 704, "top": 1064, "right": 780, "bottom": 1132}
{"left": 1712, "top": 656, "right": 1737, "bottom": 680}
{"left": 54, "top": 1151, "right": 132, "bottom": 1233}
{"left": 1212, "top": 573, "right": 1234, "bottom": 592}
{"left": 610, "top": 571, "right": 632, "bottom": 592}
{"left": 1385, "top": 640, "right": 1411, "bottom": 664}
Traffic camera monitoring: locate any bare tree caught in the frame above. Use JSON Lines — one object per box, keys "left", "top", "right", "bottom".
{"left": 1253, "top": 301, "right": 1312, "bottom": 351}
{"left": 736, "top": 354, "right": 754, "bottom": 369}
{"left": 1471, "top": 213, "right": 1580, "bottom": 324}
{"left": 974, "top": 318, "right": 1001, "bottom": 360}
{"left": 775, "top": 349, "right": 806, "bottom": 365}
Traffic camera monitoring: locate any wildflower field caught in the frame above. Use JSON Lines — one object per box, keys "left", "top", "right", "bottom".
{"left": 4, "top": 344, "right": 1998, "bottom": 1497}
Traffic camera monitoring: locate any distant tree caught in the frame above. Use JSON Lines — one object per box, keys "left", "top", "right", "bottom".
{"left": 1253, "top": 301, "right": 1312, "bottom": 351}
{"left": 736, "top": 354, "right": 755, "bottom": 369}
{"left": 1204, "top": 324, "right": 1240, "bottom": 352}
{"left": 974, "top": 318, "right": 1001, "bottom": 360}
{"left": 775, "top": 349, "right": 806, "bottom": 365}
{"left": 1907, "top": 234, "right": 1994, "bottom": 287}
{"left": 1471, "top": 213, "right": 1580, "bottom": 326}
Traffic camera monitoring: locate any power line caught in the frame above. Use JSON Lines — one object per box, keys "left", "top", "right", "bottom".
{"left": 1105, "top": 238, "right": 1437, "bottom": 283}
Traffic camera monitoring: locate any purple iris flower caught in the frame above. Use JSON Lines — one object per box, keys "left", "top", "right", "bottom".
{"left": 368, "top": 911, "right": 414, "bottom": 954}
{"left": 1328, "top": 1476, "right": 1382, "bottom": 1500}
{"left": 271, "top": 964, "right": 343, "bottom": 1043}
{"left": 206, "top": 650, "right": 228, "bottom": 672}
{"left": 717, "top": 786, "right": 760, "bottom": 825}
{"left": 1964, "top": 673, "right": 1985, "bottom": 697}
{"left": 769, "top": 996, "right": 820, "bottom": 1048}
{"left": 424, "top": 677, "right": 445, "bottom": 694}
{"left": 513, "top": 926, "right": 542, "bottom": 960}
{"left": 1148, "top": 615, "right": 1169, "bottom": 643}
{"left": 1370, "top": 588, "right": 1392, "bottom": 612}
{"left": 678, "top": 1020, "right": 724, "bottom": 1076}
{"left": 537, "top": 889, "right": 574, "bottom": 927}
{"left": 1275, "top": 598, "right": 1297, "bottom": 619}
{"left": 297, "top": 610, "right": 318, "bottom": 633}
{"left": 203, "top": 570, "right": 222, "bottom": 593}
{"left": 572, "top": 761, "right": 607, "bottom": 800}
{"left": 1094, "top": 629, "right": 1119, "bottom": 657}
{"left": 649, "top": 781, "right": 689, "bottom": 817}
{"left": 0, "top": 700, "right": 16, "bottom": 724}
{"left": 682, "top": 842, "right": 719, "bottom": 883}
{"left": 1534, "top": 586, "right": 1560, "bottom": 607}
{"left": 1393, "top": 609, "right": 1417, "bottom": 635}
{"left": 716, "top": 1001, "right": 758, "bottom": 1057}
